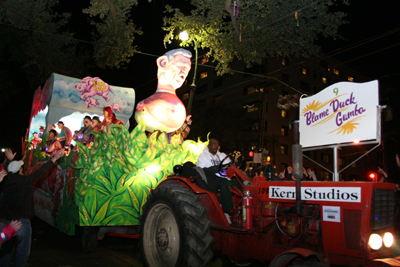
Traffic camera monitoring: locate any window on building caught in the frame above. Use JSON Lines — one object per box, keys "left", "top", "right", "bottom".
{"left": 251, "top": 143, "right": 258, "bottom": 151}
{"left": 348, "top": 76, "right": 354, "bottom": 82}
{"left": 196, "top": 84, "right": 207, "bottom": 94}
{"left": 339, "top": 173, "right": 345, "bottom": 181}
{"left": 213, "top": 95, "right": 222, "bottom": 105}
{"left": 200, "top": 57, "right": 209, "bottom": 64}
{"left": 244, "top": 65, "right": 265, "bottom": 77}
{"left": 321, "top": 153, "right": 330, "bottom": 163}
{"left": 281, "top": 110, "right": 288, "bottom": 118}
{"left": 333, "top": 68, "right": 340, "bottom": 75}
{"left": 252, "top": 122, "right": 259, "bottom": 131}
{"left": 243, "top": 86, "right": 259, "bottom": 95}
{"left": 320, "top": 170, "right": 330, "bottom": 181}
{"left": 282, "top": 57, "right": 290, "bottom": 66}
{"left": 301, "top": 67, "right": 308, "bottom": 75}
{"left": 282, "top": 74, "right": 289, "bottom": 82}
{"left": 281, "top": 126, "right": 288, "bottom": 136}
{"left": 280, "top": 144, "right": 288, "bottom": 155}
{"left": 322, "top": 76, "right": 327, "bottom": 84}
{"left": 351, "top": 162, "right": 357, "bottom": 168}
{"left": 213, "top": 78, "right": 223, "bottom": 88}
{"left": 200, "top": 71, "right": 208, "bottom": 79}
{"left": 182, "top": 93, "right": 189, "bottom": 100}
{"left": 246, "top": 103, "right": 259, "bottom": 112}
{"left": 193, "top": 99, "right": 206, "bottom": 108}
{"left": 339, "top": 157, "right": 344, "bottom": 166}
{"left": 300, "top": 81, "right": 310, "bottom": 92}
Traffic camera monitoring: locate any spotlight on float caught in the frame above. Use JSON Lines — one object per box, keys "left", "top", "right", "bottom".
{"left": 353, "top": 140, "right": 360, "bottom": 144}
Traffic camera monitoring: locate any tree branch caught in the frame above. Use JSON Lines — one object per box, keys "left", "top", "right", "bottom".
{"left": 202, "top": 0, "right": 241, "bottom": 38}
{"left": 224, "top": 0, "right": 240, "bottom": 36}
{"left": 0, "top": 1, "right": 36, "bottom": 23}
{"left": 105, "top": 0, "right": 119, "bottom": 44}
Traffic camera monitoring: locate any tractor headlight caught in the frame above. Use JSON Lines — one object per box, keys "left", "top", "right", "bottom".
{"left": 383, "top": 232, "right": 394, "bottom": 248}
{"left": 368, "top": 233, "right": 383, "bottom": 250}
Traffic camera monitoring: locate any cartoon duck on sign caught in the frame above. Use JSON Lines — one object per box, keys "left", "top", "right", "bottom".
{"left": 135, "top": 49, "right": 192, "bottom": 133}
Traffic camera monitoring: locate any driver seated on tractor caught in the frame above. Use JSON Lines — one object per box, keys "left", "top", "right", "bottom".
{"left": 197, "top": 138, "right": 243, "bottom": 223}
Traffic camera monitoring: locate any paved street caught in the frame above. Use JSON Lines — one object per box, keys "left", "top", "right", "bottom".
{"left": 27, "top": 217, "right": 263, "bottom": 267}
{"left": 21, "top": 217, "right": 400, "bottom": 267}
{"left": 28, "top": 217, "right": 142, "bottom": 267}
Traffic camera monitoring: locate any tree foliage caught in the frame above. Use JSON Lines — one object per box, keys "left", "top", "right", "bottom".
{"left": 0, "top": 0, "right": 87, "bottom": 86}
{"left": 0, "top": 0, "right": 145, "bottom": 88}
{"left": 163, "top": 0, "right": 348, "bottom": 75}
{"left": 82, "top": 0, "right": 142, "bottom": 69}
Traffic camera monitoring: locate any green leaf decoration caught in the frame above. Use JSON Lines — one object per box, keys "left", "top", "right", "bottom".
{"left": 157, "top": 132, "right": 168, "bottom": 151}
{"left": 79, "top": 205, "right": 92, "bottom": 225}
{"left": 101, "top": 213, "right": 121, "bottom": 225}
{"left": 171, "top": 134, "right": 180, "bottom": 148}
{"left": 127, "top": 187, "right": 140, "bottom": 211}
{"left": 96, "top": 174, "right": 112, "bottom": 194}
{"left": 92, "top": 185, "right": 110, "bottom": 196}
{"left": 92, "top": 196, "right": 114, "bottom": 225}
{"left": 115, "top": 205, "right": 140, "bottom": 219}
{"left": 27, "top": 119, "right": 207, "bottom": 230}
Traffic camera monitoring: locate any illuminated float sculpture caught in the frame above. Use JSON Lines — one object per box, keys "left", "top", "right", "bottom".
{"left": 26, "top": 65, "right": 207, "bottom": 235}
{"left": 135, "top": 49, "right": 192, "bottom": 133}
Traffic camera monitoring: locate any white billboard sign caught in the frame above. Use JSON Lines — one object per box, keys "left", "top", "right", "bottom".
{"left": 269, "top": 186, "right": 361, "bottom": 203}
{"left": 300, "top": 80, "right": 379, "bottom": 148}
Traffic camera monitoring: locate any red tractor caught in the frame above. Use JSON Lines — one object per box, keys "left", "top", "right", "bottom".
{"left": 139, "top": 155, "right": 400, "bottom": 267}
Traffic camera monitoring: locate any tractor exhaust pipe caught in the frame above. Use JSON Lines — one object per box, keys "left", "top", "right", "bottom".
{"left": 292, "top": 121, "right": 303, "bottom": 216}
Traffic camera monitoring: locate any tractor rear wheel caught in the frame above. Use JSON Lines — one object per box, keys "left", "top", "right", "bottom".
{"left": 139, "top": 184, "right": 214, "bottom": 267}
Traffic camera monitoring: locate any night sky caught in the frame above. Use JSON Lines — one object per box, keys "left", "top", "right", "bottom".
{"left": 1, "top": 0, "right": 399, "bottom": 156}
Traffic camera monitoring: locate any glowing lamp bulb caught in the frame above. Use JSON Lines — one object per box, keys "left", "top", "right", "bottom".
{"left": 369, "top": 173, "right": 375, "bottom": 179}
{"left": 353, "top": 140, "right": 360, "bottom": 144}
{"left": 179, "top": 31, "right": 189, "bottom": 41}
{"left": 369, "top": 233, "right": 383, "bottom": 250}
{"left": 383, "top": 232, "right": 394, "bottom": 247}
{"left": 249, "top": 151, "right": 254, "bottom": 157}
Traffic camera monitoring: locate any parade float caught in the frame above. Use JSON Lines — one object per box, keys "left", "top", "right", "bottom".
{"left": 26, "top": 58, "right": 206, "bottom": 249}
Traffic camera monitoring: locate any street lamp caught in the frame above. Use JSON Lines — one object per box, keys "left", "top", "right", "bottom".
{"left": 179, "top": 30, "right": 198, "bottom": 115}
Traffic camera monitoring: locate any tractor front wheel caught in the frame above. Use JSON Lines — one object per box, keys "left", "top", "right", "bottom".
{"left": 139, "top": 184, "right": 213, "bottom": 267}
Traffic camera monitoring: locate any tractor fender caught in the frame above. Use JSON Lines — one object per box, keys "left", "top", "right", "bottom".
{"left": 158, "top": 176, "right": 231, "bottom": 227}
{"left": 269, "top": 248, "right": 328, "bottom": 267}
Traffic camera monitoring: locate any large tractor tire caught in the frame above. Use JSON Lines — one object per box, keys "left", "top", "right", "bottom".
{"left": 139, "top": 184, "right": 214, "bottom": 267}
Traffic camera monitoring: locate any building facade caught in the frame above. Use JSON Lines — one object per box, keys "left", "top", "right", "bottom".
{"left": 177, "top": 53, "right": 385, "bottom": 181}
